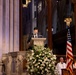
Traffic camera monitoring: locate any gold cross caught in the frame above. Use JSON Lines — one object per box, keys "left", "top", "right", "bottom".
{"left": 64, "top": 17, "right": 72, "bottom": 27}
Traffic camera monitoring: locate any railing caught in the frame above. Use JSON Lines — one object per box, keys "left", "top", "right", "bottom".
{"left": 2, "top": 51, "right": 29, "bottom": 75}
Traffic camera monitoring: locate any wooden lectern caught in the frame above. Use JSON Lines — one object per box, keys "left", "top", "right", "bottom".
{"left": 31, "top": 38, "right": 46, "bottom": 46}
{"left": 62, "top": 69, "right": 76, "bottom": 75}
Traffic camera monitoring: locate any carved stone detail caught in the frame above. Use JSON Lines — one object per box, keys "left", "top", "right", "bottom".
{"left": 6, "top": 55, "right": 12, "bottom": 75}
{"left": 1, "top": 51, "right": 28, "bottom": 75}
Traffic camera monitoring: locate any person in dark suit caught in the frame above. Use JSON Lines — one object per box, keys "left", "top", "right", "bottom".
{"left": 32, "top": 27, "right": 43, "bottom": 38}
{"left": 27, "top": 27, "right": 43, "bottom": 49}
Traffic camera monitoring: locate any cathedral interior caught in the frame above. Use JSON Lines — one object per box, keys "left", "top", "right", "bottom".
{"left": 0, "top": 0, "right": 76, "bottom": 75}
{"left": 22, "top": 0, "right": 75, "bottom": 55}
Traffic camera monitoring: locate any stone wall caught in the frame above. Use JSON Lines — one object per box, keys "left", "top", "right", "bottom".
{"left": 0, "top": 0, "right": 19, "bottom": 59}
{"left": 2, "top": 51, "right": 28, "bottom": 75}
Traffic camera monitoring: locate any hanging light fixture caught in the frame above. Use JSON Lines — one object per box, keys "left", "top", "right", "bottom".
{"left": 22, "top": 0, "right": 31, "bottom": 7}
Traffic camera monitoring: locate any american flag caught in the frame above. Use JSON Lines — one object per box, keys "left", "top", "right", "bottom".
{"left": 66, "top": 28, "right": 73, "bottom": 75}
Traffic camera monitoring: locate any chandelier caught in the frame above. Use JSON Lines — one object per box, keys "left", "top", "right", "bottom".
{"left": 22, "top": 0, "right": 31, "bottom": 7}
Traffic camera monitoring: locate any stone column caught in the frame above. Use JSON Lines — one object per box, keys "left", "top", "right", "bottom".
{"left": 0, "top": 1, "right": 5, "bottom": 74}
{"left": 9, "top": 0, "right": 19, "bottom": 52}
{"left": 2, "top": 0, "right": 19, "bottom": 53}
{"left": 2, "top": 0, "right": 10, "bottom": 54}
{"left": 9, "top": 0, "right": 14, "bottom": 52}
{"left": 0, "top": 0, "right": 3, "bottom": 59}
{"left": 46, "top": 0, "right": 53, "bottom": 50}
{"left": 4, "top": 0, "right": 10, "bottom": 53}
{"left": 13, "top": 0, "right": 19, "bottom": 52}
{"left": 0, "top": 0, "right": 20, "bottom": 74}
{"left": 0, "top": 0, "right": 20, "bottom": 56}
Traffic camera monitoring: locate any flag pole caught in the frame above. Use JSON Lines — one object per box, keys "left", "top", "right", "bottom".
{"left": 64, "top": 17, "right": 73, "bottom": 75}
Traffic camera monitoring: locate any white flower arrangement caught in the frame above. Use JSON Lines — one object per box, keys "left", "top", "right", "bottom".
{"left": 26, "top": 46, "right": 58, "bottom": 75}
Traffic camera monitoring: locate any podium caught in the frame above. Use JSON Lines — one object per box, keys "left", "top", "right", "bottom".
{"left": 31, "top": 38, "right": 46, "bottom": 46}
{"left": 62, "top": 69, "right": 76, "bottom": 75}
